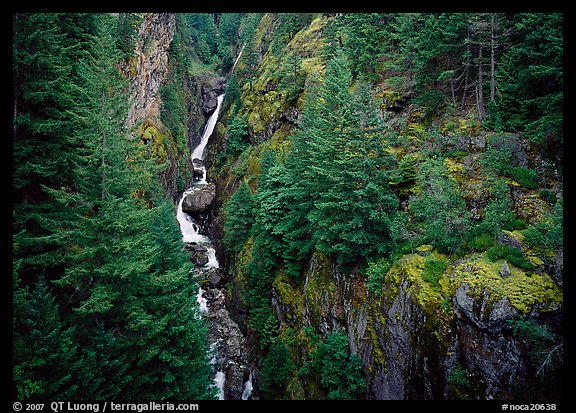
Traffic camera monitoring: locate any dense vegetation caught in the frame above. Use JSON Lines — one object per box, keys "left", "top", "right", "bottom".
{"left": 13, "top": 12, "right": 563, "bottom": 401}
{"left": 13, "top": 13, "right": 217, "bottom": 400}
{"left": 216, "top": 12, "right": 563, "bottom": 399}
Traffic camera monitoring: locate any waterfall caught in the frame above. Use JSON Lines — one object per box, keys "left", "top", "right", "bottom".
{"left": 230, "top": 43, "right": 245, "bottom": 75}
{"left": 176, "top": 93, "right": 226, "bottom": 398}
{"left": 241, "top": 371, "right": 253, "bottom": 400}
{"left": 191, "top": 94, "right": 224, "bottom": 162}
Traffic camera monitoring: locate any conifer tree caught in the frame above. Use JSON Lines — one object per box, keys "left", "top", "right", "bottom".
{"left": 13, "top": 13, "right": 214, "bottom": 400}
{"left": 223, "top": 181, "right": 255, "bottom": 253}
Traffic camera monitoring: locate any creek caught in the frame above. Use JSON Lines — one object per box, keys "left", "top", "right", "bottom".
{"left": 175, "top": 93, "right": 254, "bottom": 400}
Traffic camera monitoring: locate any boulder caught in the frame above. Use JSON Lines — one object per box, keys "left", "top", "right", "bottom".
{"left": 203, "top": 94, "right": 219, "bottom": 115}
{"left": 192, "top": 158, "right": 205, "bottom": 179}
{"left": 455, "top": 283, "right": 519, "bottom": 332}
{"left": 184, "top": 242, "right": 209, "bottom": 267}
{"left": 201, "top": 77, "right": 226, "bottom": 116}
{"left": 181, "top": 183, "right": 216, "bottom": 213}
{"left": 499, "top": 261, "right": 511, "bottom": 278}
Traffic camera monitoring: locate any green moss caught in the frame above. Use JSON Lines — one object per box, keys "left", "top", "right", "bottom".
{"left": 303, "top": 252, "right": 341, "bottom": 326}
{"left": 139, "top": 122, "right": 172, "bottom": 163}
{"left": 444, "top": 157, "right": 465, "bottom": 180}
{"left": 272, "top": 270, "right": 304, "bottom": 324}
{"left": 451, "top": 253, "right": 562, "bottom": 314}
{"left": 233, "top": 236, "right": 254, "bottom": 308}
{"left": 415, "top": 244, "right": 434, "bottom": 254}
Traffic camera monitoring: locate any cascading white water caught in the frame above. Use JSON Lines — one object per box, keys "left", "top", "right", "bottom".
{"left": 176, "top": 93, "right": 227, "bottom": 400}
{"left": 230, "top": 43, "right": 245, "bottom": 74}
{"left": 214, "top": 371, "right": 226, "bottom": 400}
{"left": 241, "top": 371, "right": 253, "bottom": 400}
{"left": 191, "top": 94, "right": 225, "bottom": 162}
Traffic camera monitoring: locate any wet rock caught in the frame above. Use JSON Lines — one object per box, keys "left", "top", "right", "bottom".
{"left": 201, "top": 77, "right": 226, "bottom": 116}
{"left": 184, "top": 242, "right": 209, "bottom": 267}
{"left": 192, "top": 158, "right": 205, "bottom": 179}
{"left": 207, "top": 270, "right": 223, "bottom": 288}
{"left": 181, "top": 183, "right": 216, "bottom": 213}
{"left": 203, "top": 286, "right": 252, "bottom": 400}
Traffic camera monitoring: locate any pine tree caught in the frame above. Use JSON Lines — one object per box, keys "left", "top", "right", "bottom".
{"left": 259, "top": 339, "right": 296, "bottom": 398}
{"left": 302, "top": 51, "right": 398, "bottom": 264}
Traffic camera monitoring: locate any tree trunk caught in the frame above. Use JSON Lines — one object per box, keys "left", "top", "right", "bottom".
{"left": 461, "top": 41, "right": 470, "bottom": 110}
{"left": 490, "top": 13, "right": 496, "bottom": 103}
{"left": 477, "top": 45, "right": 485, "bottom": 119}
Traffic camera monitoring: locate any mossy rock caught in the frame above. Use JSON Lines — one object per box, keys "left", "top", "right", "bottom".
{"left": 415, "top": 244, "right": 434, "bottom": 255}
{"left": 383, "top": 253, "right": 454, "bottom": 318}
{"left": 451, "top": 253, "right": 562, "bottom": 315}
{"left": 444, "top": 157, "right": 465, "bottom": 180}
{"left": 272, "top": 271, "right": 305, "bottom": 325}
{"left": 302, "top": 252, "right": 343, "bottom": 327}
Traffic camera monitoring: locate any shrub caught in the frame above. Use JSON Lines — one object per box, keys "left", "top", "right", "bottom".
{"left": 486, "top": 244, "right": 534, "bottom": 270}
{"left": 259, "top": 339, "right": 296, "bottom": 399}
{"left": 507, "top": 166, "right": 539, "bottom": 189}
{"left": 539, "top": 189, "right": 557, "bottom": 205}
{"left": 311, "top": 332, "right": 366, "bottom": 400}
{"left": 366, "top": 258, "right": 391, "bottom": 295}
{"left": 447, "top": 363, "right": 471, "bottom": 389}
{"left": 471, "top": 233, "right": 495, "bottom": 252}
{"left": 421, "top": 256, "right": 447, "bottom": 287}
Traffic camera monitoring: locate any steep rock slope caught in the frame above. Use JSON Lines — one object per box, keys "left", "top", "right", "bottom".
{"left": 202, "top": 13, "right": 563, "bottom": 400}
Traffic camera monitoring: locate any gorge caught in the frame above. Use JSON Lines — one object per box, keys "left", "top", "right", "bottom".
{"left": 12, "top": 12, "right": 563, "bottom": 402}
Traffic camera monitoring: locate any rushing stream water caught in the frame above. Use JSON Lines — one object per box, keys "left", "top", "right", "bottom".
{"left": 175, "top": 92, "right": 253, "bottom": 400}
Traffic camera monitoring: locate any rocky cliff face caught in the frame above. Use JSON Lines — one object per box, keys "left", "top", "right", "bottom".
{"left": 123, "top": 13, "right": 224, "bottom": 201}
{"left": 125, "top": 13, "right": 175, "bottom": 130}
{"left": 197, "top": 14, "right": 563, "bottom": 401}
{"left": 266, "top": 251, "right": 562, "bottom": 400}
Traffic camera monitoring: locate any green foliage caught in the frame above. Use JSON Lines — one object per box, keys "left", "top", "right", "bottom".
{"left": 447, "top": 363, "right": 471, "bottom": 389}
{"left": 223, "top": 73, "right": 242, "bottom": 113}
{"left": 471, "top": 233, "right": 495, "bottom": 252}
{"left": 485, "top": 244, "right": 534, "bottom": 271}
{"left": 114, "top": 13, "right": 141, "bottom": 60}
{"left": 539, "top": 189, "right": 557, "bottom": 205}
{"left": 391, "top": 154, "right": 418, "bottom": 187}
{"left": 507, "top": 166, "right": 539, "bottom": 189}
{"left": 366, "top": 258, "right": 392, "bottom": 295}
{"left": 259, "top": 339, "right": 296, "bottom": 399}
{"left": 223, "top": 182, "right": 255, "bottom": 253}
{"left": 13, "top": 277, "right": 82, "bottom": 399}
{"left": 508, "top": 317, "right": 562, "bottom": 379}
{"left": 421, "top": 256, "right": 447, "bottom": 287}
{"left": 278, "top": 51, "right": 306, "bottom": 104}
{"left": 226, "top": 113, "right": 251, "bottom": 155}
{"left": 410, "top": 158, "right": 471, "bottom": 254}
{"left": 477, "top": 178, "right": 517, "bottom": 237}
{"left": 310, "top": 332, "right": 366, "bottom": 400}
{"left": 298, "top": 52, "right": 399, "bottom": 264}
{"left": 13, "top": 14, "right": 214, "bottom": 400}
{"left": 186, "top": 13, "right": 218, "bottom": 64}
{"left": 487, "top": 13, "right": 562, "bottom": 143}
{"left": 523, "top": 199, "right": 563, "bottom": 250}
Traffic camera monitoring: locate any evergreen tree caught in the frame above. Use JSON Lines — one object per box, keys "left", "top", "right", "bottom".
{"left": 13, "top": 13, "right": 214, "bottom": 400}
{"left": 311, "top": 331, "right": 366, "bottom": 400}
{"left": 13, "top": 275, "right": 82, "bottom": 399}
{"left": 278, "top": 51, "right": 305, "bottom": 104}
{"left": 259, "top": 339, "right": 296, "bottom": 399}
{"left": 223, "top": 181, "right": 255, "bottom": 253}
{"left": 410, "top": 158, "right": 471, "bottom": 254}
{"left": 301, "top": 52, "right": 398, "bottom": 264}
